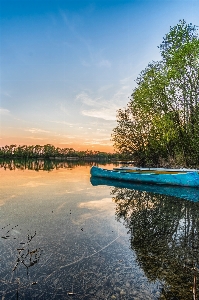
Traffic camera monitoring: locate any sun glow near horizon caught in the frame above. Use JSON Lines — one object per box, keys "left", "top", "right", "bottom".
{"left": 1, "top": 0, "right": 198, "bottom": 151}
{"left": 0, "top": 113, "right": 116, "bottom": 152}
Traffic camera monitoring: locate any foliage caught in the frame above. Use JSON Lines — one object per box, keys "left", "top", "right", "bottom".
{"left": 0, "top": 144, "right": 121, "bottom": 161}
{"left": 112, "top": 20, "right": 199, "bottom": 166}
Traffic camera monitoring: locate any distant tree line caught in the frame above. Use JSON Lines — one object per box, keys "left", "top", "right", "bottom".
{"left": 0, "top": 144, "right": 125, "bottom": 161}
{"left": 112, "top": 20, "right": 199, "bottom": 167}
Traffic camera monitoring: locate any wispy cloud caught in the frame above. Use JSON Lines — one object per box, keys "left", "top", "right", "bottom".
{"left": 0, "top": 91, "right": 11, "bottom": 98}
{"left": 61, "top": 11, "right": 94, "bottom": 61}
{"left": 76, "top": 78, "right": 132, "bottom": 121}
{"left": 0, "top": 108, "right": 10, "bottom": 115}
{"left": 51, "top": 121, "right": 74, "bottom": 127}
{"left": 76, "top": 92, "right": 116, "bottom": 120}
{"left": 25, "top": 128, "right": 50, "bottom": 133}
{"left": 61, "top": 134, "right": 76, "bottom": 139}
{"left": 120, "top": 76, "right": 133, "bottom": 85}
{"left": 83, "top": 137, "right": 112, "bottom": 145}
{"left": 27, "top": 137, "right": 48, "bottom": 140}
{"left": 61, "top": 11, "right": 111, "bottom": 70}
{"left": 97, "top": 84, "right": 113, "bottom": 93}
{"left": 82, "top": 107, "right": 116, "bottom": 120}
{"left": 60, "top": 104, "right": 69, "bottom": 114}
{"left": 97, "top": 59, "right": 111, "bottom": 68}
{"left": 76, "top": 92, "right": 98, "bottom": 106}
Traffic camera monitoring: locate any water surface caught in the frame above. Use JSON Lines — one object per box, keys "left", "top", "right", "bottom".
{"left": 1, "top": 161, "right": 199, "bottom": 299}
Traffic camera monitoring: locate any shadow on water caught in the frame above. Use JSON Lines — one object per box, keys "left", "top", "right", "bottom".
{"left": 91, "top": 176, "right": 199, "bottom": 300}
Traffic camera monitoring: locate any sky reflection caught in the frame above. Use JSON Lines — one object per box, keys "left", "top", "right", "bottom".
{"left": 0, "top": 163, "right": 173, "bottom": 299}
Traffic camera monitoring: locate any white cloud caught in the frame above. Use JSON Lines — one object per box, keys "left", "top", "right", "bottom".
{"left": 76, "top": 81, "right": 131, "bottom": 121}
{"left": 25, "top": 128, "right": 50, "bottom": 133}
{"left": 97, "top": 84, "right": 113, "bottom": 93}
{"left": 0, "top": 108, "right": 10, "bottom": 115}
{"left": 27, "top": 137, "right": 48, "bottom": 140}
{"left": 76, "top": 92, "right": 98, "bottom": 106}
{"left": 51, "top": 121, "right": 74, "bottom": 126}
{"left": 82, "top": 108, "right": 116, "bottom": 120}
{"left": 97, "top": 59, "right": 111, "bottom": 68}
{"left": 120, "top": 76, "right": 133, "bottom": 85}
{"left": 83, "top": 137, "right": 112, "bottom": 145}
{"left": 76, "top": 92, "right": 117, "bottom": 120}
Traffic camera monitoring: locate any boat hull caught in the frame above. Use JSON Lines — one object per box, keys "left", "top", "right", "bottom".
{"left": 90, "top": 166, "right": 199, "bottom": 187}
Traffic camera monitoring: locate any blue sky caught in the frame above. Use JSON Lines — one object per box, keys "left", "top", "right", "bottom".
{"left": 0, "top": 0, "right": 199, "bottom": 151}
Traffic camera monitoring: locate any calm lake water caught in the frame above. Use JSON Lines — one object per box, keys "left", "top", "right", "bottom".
{"left": 1, "top": 160, "right": 199, "bottom": 300}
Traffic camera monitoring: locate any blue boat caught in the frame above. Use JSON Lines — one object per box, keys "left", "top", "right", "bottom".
{"left": 90, "top": 166, "right": 199, "bottom": 187}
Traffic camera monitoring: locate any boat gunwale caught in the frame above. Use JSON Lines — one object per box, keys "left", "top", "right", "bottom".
{"left": 113, "top": 167, "right": 199, "bottom": 173}
{"left": 90, "top": 166, "right": 199, "bottom": 187}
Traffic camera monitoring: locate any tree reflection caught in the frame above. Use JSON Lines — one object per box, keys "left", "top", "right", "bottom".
{"left": 112, "top": 187, "right": 199, "bottom": 299}
{"left": 0, "top": 158, "right": 94, "bottom": 171}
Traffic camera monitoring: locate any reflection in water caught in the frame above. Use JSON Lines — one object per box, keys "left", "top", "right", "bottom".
{"left": 0, "top": 158, "right": 110, "bottom": 172}
{"left": 91, "top": 176, "right": 199, "bottom": 202}
{"left": 2, "top": 162, "right": 199, "bottom": 299}
{"left": 3, "top": 163, "right": 155, "bottom": 300}
{"left": 110, "top": 184, "right": 199, "bottom": 299}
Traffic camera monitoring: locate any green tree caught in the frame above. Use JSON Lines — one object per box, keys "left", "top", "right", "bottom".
{"left": 112, "top": 20, "right": 199, "bottom": 166}
{"left": 43, "top": 144, "right": 56, "bottom": 158}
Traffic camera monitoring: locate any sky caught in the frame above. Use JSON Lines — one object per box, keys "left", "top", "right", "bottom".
{"left": 0, "top": 0, "right": 199, "bottom": 152}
